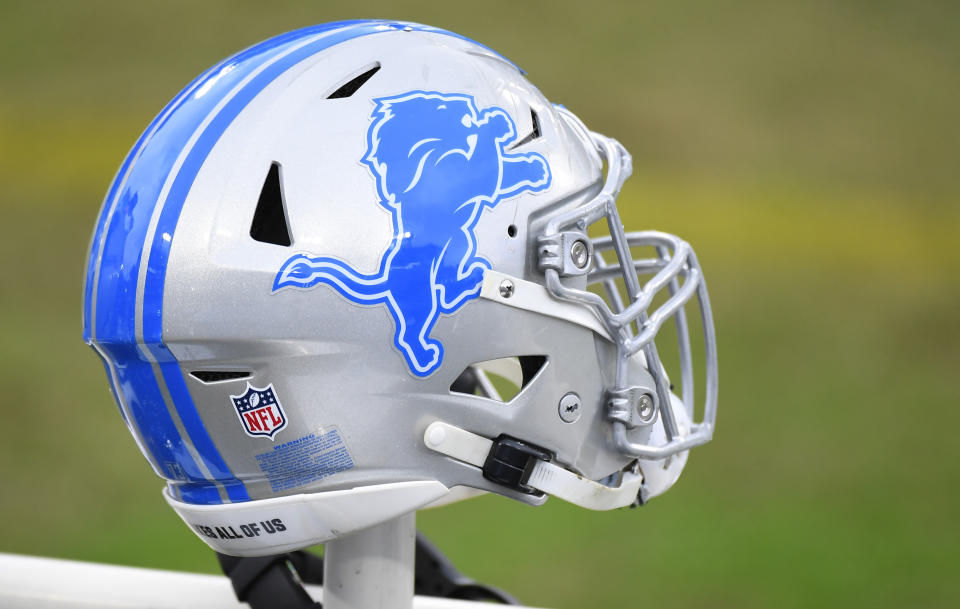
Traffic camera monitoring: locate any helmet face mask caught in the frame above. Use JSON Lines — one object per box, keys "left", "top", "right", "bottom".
{"left": 538, "top": 121, "right": 718, "bottom": 461}
{"left": 83, "top": 20, "right": 717, "bottom": 557}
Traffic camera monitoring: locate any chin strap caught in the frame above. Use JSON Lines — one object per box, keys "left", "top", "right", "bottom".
{"left": 414, "top": 534, "right": 520, "bottom": 604}
{"left": 217, "top": 552, "right": 320, "bottom": 609}
{"left": 218, "top": 532, "right": 518, "bottom": 608}
{"left": 424, "top": 421, "right": 648, "bottom": 509}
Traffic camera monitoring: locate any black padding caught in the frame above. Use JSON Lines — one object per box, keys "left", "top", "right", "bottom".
{"left": 217, "top": 553, "right": 320, "bottom": 609}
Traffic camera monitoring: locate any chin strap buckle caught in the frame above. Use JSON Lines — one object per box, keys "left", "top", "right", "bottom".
{"left": 424, "top": 421, "right": 646, "bottom": 511}
{"left": 482, "top": 435, "right": 553, "bottom": 496}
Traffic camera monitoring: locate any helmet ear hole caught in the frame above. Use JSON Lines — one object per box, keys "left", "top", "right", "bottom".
{"left": 450, "top": 355, "right": 547, "bottom": 402}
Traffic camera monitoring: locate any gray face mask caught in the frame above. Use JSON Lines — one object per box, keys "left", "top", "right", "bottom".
{"left": 539, "top": 109, "right": 718, "bottom": 462}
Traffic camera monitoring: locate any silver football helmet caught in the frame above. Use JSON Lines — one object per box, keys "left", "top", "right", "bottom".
{"left": 83, "top": 20, "right": 717, "bottom": 556}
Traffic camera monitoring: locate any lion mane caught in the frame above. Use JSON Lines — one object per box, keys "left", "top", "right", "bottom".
{"left": 364, "top": 92, "right": 511, "bottom": 213}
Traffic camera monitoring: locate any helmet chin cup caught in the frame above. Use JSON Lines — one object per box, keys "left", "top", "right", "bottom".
{"left": 537, "top": 120, "right": 719, "bottom": 461}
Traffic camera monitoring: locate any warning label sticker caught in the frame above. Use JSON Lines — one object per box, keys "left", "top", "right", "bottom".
{"left": 255, "top": 428, "right": 355, "bottom": 492}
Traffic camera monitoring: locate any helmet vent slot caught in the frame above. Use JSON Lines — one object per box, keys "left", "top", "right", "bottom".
{"left": 190, "top": 370, "right": 252, "bottom": 383}
{"left": 327, "top": 63, "right": 381, "bottom": 99}
{"left": 450, "top": 355, "right": 547, "bottom": 402}
{"left": 250, "top": 162, "right": 292, "bottom": 246}
{"left": 508, "top": 108, "right": 541, "bottom": 149}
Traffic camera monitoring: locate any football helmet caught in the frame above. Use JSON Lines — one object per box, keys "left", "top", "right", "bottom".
{"left": 83, "top": 20, "right": 717, "bottom": 557}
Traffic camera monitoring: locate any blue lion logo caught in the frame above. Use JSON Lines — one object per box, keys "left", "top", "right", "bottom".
{"left": 274, "top": 91, "right": 551, "bottom": 377}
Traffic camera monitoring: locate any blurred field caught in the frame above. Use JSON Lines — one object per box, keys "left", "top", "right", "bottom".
{"left": 1, "top": 1, "right": 958, "bottom": 608}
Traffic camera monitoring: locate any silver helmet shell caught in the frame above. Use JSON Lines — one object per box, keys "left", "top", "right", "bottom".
{"left": 83, "top": 21, "right": 717, "bottom": 556}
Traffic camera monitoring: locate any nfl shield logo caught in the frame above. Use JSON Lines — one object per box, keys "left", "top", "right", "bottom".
{"left": 231, "top": 383, "right": 288, "bottom": 439}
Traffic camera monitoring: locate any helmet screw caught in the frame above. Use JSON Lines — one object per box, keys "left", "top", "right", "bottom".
{"left": 570, "top": 240, "right": 590, "bottom": 269}
{"left": 499, "top": 279, "right": 515, "bottom": 298}
{"left": 558, "top": 392, "right": 582, "bottom": 423}
{"left": 636, "top": 394, "right": 656, "bottom": 422}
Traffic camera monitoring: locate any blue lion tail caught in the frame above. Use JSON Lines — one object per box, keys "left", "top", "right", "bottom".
{"left": 273, "top": 254, "right": 389, "bottom": 302}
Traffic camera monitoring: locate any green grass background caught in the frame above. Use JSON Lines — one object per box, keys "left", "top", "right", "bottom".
{"left": 1, "top": 1, "right": 958, "bottom": 607}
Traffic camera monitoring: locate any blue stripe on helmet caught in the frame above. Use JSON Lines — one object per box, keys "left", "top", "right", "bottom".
{"left": 82, "top": 67, "right": 212, "bottom": 344}
{"left": 156, "top": 357, "right": 251, "bottom": 502}
{"left": 96, "top": 343, "right": 224, "bottom": 485}
{"left": 178, "top": 482, "right": 226, "bottom": 505}
{"left": 141, "top": 21, "right": 410, "bottom": 346}
{"left": 86, "top": 22, "right": 371, "bottom": 503}
{"left": 90, "top": 21, "right": 367, "bottom": 345}
{"left": 85, "top": 20, "right": 515, "bottom": 505}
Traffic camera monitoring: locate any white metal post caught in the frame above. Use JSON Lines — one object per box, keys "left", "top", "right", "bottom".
{"left": 322, "top": 512, "right": 416, "bottom": 609}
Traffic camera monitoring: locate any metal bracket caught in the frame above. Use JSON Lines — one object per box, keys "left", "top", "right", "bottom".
{"left": 606, "top": 386, "right": 658, "bottom": 429}
{"left": 537, "top": 230, "right": 593, "bottom": 276}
